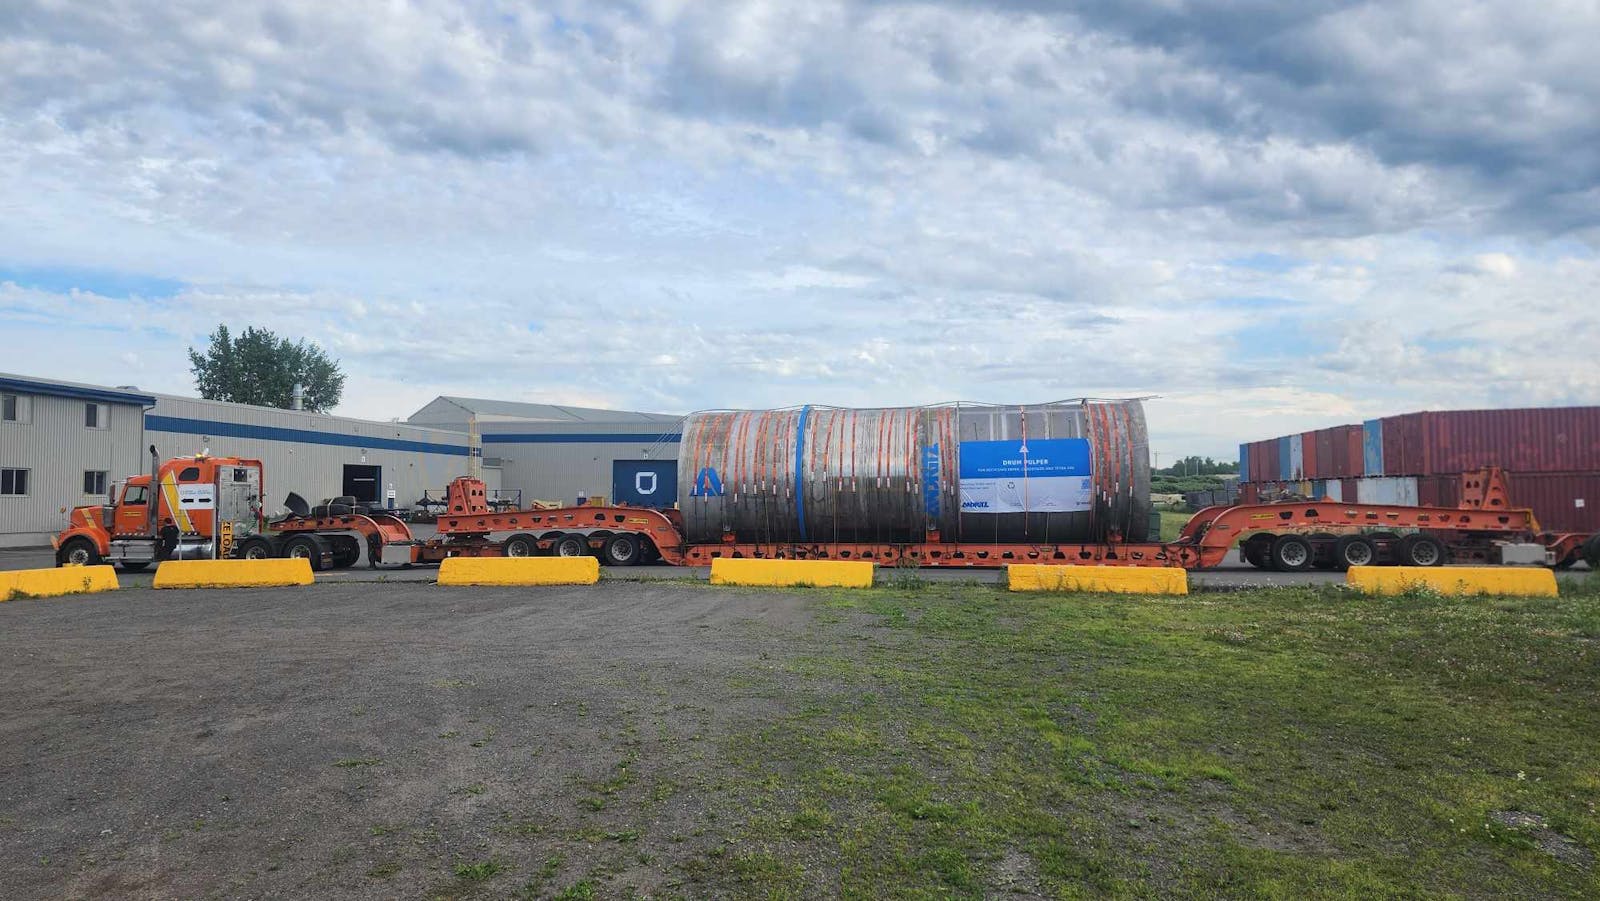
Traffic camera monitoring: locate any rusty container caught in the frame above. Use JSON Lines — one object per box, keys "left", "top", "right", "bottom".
{"left": 677, "top": 400, "right": 1151, "bottom": 545}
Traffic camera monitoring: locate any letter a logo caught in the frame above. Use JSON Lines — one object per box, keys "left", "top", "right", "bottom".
{"left": 691, "top": 467, "right": 724, "bottom": 497}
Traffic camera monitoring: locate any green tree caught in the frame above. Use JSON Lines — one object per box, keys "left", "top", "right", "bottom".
{"left": 188, "top": 325, "right": 346, "bottom": 412}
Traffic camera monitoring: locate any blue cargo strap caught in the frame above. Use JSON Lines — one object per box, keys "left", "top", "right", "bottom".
{"left": 793, "top": 405, "right": 812, "bottom": 540}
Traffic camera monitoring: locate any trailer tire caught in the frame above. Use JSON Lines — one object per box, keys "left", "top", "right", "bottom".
{"left": 282, "top": 535, "right": 328, "bottom": 571}
{"left": 1332, "top": 535, "right": 1377, "bottom": 571}
{"left": 235, "top": 537, "right": 274, "bottom": 560}
{"left": 503, "top": 533, "right": 540, "bottom": 558}
{"left": 1270, "top": 535, "right": 1314, "bottom": 572}
{"left": 551, "top": 534, "right": 589, "bottom": 557}
{"left": 57, "top": 537, "right": 103, "bottom": 568}
{"left": 1242, "top": 535, "right": 1274, "bottom": 569}
{"left": 1399, "top": 534, "right": 1446, "bottom": 568}
{"left": 602, "top": 533, "right": 641, "bottom": 566}
{"left": 1581, "top": 534, "right": 1600, "bottom": 569}
{"left": 329, "top": 536, "right": 361, "bottom": 569}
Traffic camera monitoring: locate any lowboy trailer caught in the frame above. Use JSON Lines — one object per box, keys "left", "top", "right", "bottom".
{"left": 57, "top": 454, "right": 1597, "bottom": 573}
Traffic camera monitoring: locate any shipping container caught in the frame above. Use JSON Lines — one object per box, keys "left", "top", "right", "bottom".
{"left": 1300, "top": 431, "right": 1318, "bottom": 481}
{"left": 1310, "top": 479, "right": 1344, "bottom": 502}
{"left": 1313, "top": 429, "right": 1335, "bottom": 480}
{"left": 1356, "top": 476, "right": 1419, "bottom": 506}
{"left": 1342, "top": 425, "right": 1365, "bottom": 478}
{"left": 1239, "top": 482, "right": 1259, "bottom": 504}
{"left": 1258, "top": 439, "right": 1281, "bottom": 481}
{"left": 1287, "top": 434, "right": 1304, "bottom": 480}
{"left": 1363, "top": 419, "right": 1384, "bottom": 476}
{"left": 1422, "top": 408, "right": 1600, "bottom": 475}
{"left": 1505, "top": 472, "right": 1600, "bottom": 533}
{"left": 1238, "top": 443, "right": 1251, "bottom": 482}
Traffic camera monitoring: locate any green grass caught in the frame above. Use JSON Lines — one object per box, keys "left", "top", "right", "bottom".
{"left": 702, "top": 582, "right": 1600, "bottom": 898}
{"left": 1158, "top": 509, "right": 1191, "bottom": 541}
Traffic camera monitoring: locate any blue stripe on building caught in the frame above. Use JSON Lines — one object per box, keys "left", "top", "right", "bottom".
{"left": 481, "top": 433, "right": 682, "bottom": 444}
{"left": 145, "top": 415, "right": 472, "bottom": 456}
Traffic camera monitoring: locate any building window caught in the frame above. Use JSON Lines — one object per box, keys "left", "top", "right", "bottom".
{"left": 84, "top": 470, "right": 108, "bottom": 495}
{"left": 85, "top": 402, "right": 107, "bottom": 429}
{"left": 0, "top": 468, "right": 27, "bottom": 496}
{"left": 2, "top": 393, "right": 25, "bottom": 423}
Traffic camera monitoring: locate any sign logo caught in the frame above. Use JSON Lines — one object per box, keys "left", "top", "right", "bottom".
{"left": 690, "top": 467, "right": 724, "bottom": 498}
{"left": 635, "top": 472, "right": 658, "bottom": 495}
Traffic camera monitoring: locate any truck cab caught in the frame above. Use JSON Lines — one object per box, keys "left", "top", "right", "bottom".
{"left": 54, "top": 452, "right": 266, "bottom": 571}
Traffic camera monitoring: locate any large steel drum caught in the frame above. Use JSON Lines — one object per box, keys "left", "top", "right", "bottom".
{"left": 677, "top": 400, "right": 1150, "bottom": 545}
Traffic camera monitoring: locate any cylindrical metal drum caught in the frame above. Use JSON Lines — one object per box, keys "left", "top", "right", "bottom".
{"left": 677, "top": 400, "right": 1150, "bottom": 545}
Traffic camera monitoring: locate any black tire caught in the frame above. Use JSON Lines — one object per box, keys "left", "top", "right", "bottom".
{"left": 115, "top": 561, "right": 150, "bottom": 573}
{"left": 503, "top": 533, "right": 540, "bottom": 558}
{"left": 602, "top": 533, "right": 641, "bottom": 566}
{"left": 57, "top": 537, "right": 102, "bottom": 567}
{"left": 1582, "top": 534, "right": 1600, "bottom": 569}
{"left": 1308, "top": 533, "right": 1338, "bottom": 570}
{"left": 329, "top": 536, "right": 360, "bottom": 569}
{"left": 1270, "top": 535, "right": 1314, "bottom": 572}
{"left": 282, "top": 535, "right": 327, "bottom": 571}
{"left": 1398, "top": 534, "right": 1446, "bottom": 568}
{"left": 1242, "top": 535, "right": 1274, "bottom": 569}
{"left": 234, "top": 536, "right": 274, "bottom": 560}
{"left": 551, "top": 534, "right": 588, "bottom": 557}
{"left": 1332, "top": 535, "right": 1378, "bottom": 571}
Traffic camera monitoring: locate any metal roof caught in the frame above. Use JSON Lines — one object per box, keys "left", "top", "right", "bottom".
{"left": 420, "top": 396, "right": 682, "bottom": 424}
{"left": 0, "top": 371, "right": 157, "bottom": 406}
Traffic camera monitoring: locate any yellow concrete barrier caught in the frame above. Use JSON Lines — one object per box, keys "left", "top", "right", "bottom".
{"left": 1347, "top": 566, "right": 1558, "bottom": 598}
{"left": 1, "top": 565, "right": 119, "bottom": 601}
{"left": 153, "top": 559, "right": 314, "bottom": 589}
{"left": 437, "top": 556, "right": 600, "bottom": 586}
{"left": 1007, "top": 564, "right": 1189, "bottom": 595}
{"left": 709, "top": 558, "right": 875, "bottom": 588}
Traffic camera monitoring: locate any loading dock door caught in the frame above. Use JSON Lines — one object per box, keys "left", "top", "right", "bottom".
{"left": 612, "top": 460, "right": 677, "bottom": 508}
{"left": 342, "top": 464, "right": 381, "bottom": 503}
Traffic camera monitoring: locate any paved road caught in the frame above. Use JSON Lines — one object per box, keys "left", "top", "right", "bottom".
{"left": 4, "top": 544, "right": 1588, "bottom": 590}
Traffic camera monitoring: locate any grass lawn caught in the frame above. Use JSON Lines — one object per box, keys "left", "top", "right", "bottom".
{"left": 699, "top": 580, "right": 1600, "bottom": 898}
{"left": 1158, "top": 509, "right": 1192, "bottom": 541}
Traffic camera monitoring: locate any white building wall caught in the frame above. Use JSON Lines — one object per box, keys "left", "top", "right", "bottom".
{"left": 481, "top": 421, "right": 681, "bottom": 506}
{"left": 0, "top": 381, "right": 148, "bottom": 547}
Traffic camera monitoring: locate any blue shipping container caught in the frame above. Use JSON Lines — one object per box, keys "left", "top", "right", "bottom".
{"left": 1238, "top": 444, "right": 1250, "bottom": 482}
{"left": 1363, "top": 419, "right": 1384, "bottom": 476}
{"left": 612, "top": 460, "right": 678, "bottom": 508}
{"left": 1288, "top": 433, "right": 1304, "bottom": 480}
{"left": 1278, "top": 437, "right": 1292, "bottom": 481}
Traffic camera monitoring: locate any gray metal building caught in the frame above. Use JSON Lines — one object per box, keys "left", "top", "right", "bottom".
{"left": 0, "top": 373, "right": 155, "bottom": 547}
{"left": 408, "top": 396, "right": 683, "bottom": 507}
{"left": 146, "top": 395, "right": 470, "bottom": 515}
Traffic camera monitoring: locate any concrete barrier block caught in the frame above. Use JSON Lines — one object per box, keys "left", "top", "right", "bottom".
{"left": 709, "top": 558, "right": 875, "bottom": 588}
{"left": 437, "top": 556, "right": 600, "bottom": 586}
{"left": 1347, "top": 566, "right": 1558, "bottom": 597}
{"left": 153, "top": 559, "right": 315, "bottom": 589}
{"left": 1007, "top": 564, "right": 1189, "bottom": 595}
{"left": 1, "top": 565, "right": 119, "bottom": 601}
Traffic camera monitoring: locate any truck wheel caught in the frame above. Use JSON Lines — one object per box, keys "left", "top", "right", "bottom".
{"left": 282, "top": 535, "right": 328, "bottom": 571}
{"left": 1270, "top": 535, "right": 1314, "bottom": 572}
{"left": 329, "top": 536, "right": 361, "bottom": 569}
{"left": 503, "top": 533, "right": 539, "bottom": 557}
{"left": 1584, "top": 534, "right": 1600, "bottom": 569}
{"left": 116, "top": 562, "right": 150, "bottom": 573}
{"left": 551, "top": 534, "right": 588, "bottom": 557}
{"left": 602, "top": 534, "right": 640, "bottom": 566}
{"left": 1399, "top": 534, "right": 1446, "bottom": 567}
{"left": 1242, "top": 535, "right": 1273, "bottom": 569}
{"left": 235, "top": 537, "right": 274, "bottom": 560}
{"left": 1332, "top": 535, "right": 1377, "bottom": 570}
{"left": 57, "top": 537, "right": 102, "bottom": 567}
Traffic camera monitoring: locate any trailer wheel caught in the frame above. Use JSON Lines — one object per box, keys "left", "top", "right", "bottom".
{"left": 57, "top": 537, "right": 102, "bottom": 567}
{"left": 1584, "top": 534, "right": 1600, "bottom": 569}
{"left": 1332, "top": 535, "right": 1377, "bottom": 570}
{"left": 503, "top": 533, "right": 540, "bottom": 557}
{"left": 1269, "top": 535, "right": 1314, "bottom": 572}
{"left": 235, "top": 537, "right": 274, "bottom": 560}
{"left": 282, "top": 535, "right": 328, "bottom": 571}
{"left": 1242, "top": 535, "right": 1274, "bottom": 569}
{"left": 328, "top": 536, "right": 361, "bottom": 569}
{"left": 602, "top": 533, "right": 641, "bottom": 566}
{"left": 551, "top": 534, "right": 589, "bottom": 557}
{"left": 1399, "top": 534, "right": 1446, "bottom": 567}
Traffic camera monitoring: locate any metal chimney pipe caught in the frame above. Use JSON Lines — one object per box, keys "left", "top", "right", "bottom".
{"left": 292, "top": 383, "right": 304, "bottom": 411}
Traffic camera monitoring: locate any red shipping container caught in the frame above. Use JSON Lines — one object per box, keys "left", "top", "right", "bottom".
{"left": 1314, "top": 428, "right": 1336, "bottom": 480}
{"left": 1343, "top": 425, "right": 1365, "bottom": 479}
{"left": 1424, "top": 407, "right": 1600, "bottom": 475}
{"left": 1382, "top": 413, "right": 1428, "bottom": 476}
{"left": 1415, "top": 475, "right": 1459, "bottom": 509}
{"left": 1239, "top": 483, "right": 1259, "bottom": 505}
{"left": 1341, "top": 477, "right": 1361, "bottom": 503}
{"left": 1506, "top": 472, "right": 1600, "bottom": 533}
{"left": 1258, "top": 439, "right": 1281, "bottom": 481}
{"left": 1301, "top": 431, "right": 1319, "bottom": 481}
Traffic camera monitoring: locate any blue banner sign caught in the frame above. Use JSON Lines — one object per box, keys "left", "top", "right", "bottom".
{"left": 922, "top": 443, "right": 942, "bottom": 519}
{"left": 958, "top": 438, "right": 1092, "bottom": 514}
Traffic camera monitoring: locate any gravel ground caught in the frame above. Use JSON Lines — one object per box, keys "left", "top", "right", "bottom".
{"left": 0, "top": 581, "right": 825, "bottom": 899}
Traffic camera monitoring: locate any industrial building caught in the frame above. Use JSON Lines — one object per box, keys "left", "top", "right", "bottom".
{"left": 407, "top": 396, "right": 683, "bottom": 508}
{"left": 1, "top": 372, "right": 685, "bottom": 547}
{"left": 1239, "top": 406, "right": 1600, "bottom": 533}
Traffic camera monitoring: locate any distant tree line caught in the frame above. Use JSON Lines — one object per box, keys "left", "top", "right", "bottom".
{"left": 1156, "top": 456, "right": 1238, "bottom": 477}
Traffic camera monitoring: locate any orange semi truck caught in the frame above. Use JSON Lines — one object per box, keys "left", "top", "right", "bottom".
{"left": 55, "top": 449, "right": 1598, "bottom": 573}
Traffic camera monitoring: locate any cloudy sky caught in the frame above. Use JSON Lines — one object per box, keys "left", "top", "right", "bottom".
{"left": 3, "top": 0, "right": 1597, "bottom": 458}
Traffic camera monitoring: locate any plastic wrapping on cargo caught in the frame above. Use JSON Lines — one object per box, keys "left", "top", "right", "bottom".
{"left": 677, "top": 400, "right": 1151, "bottom": 545}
